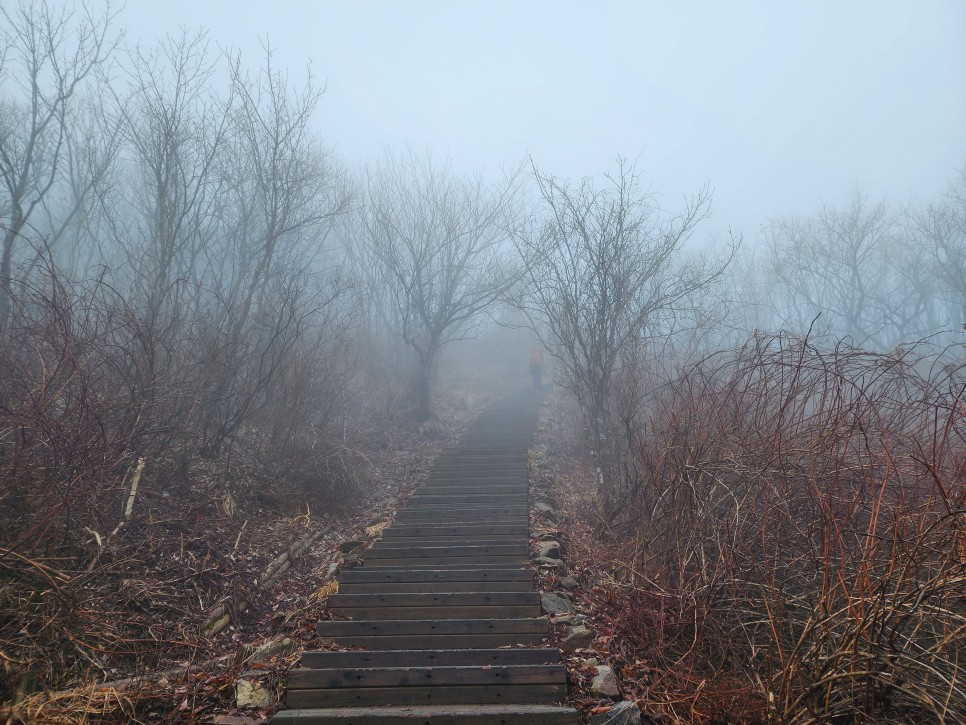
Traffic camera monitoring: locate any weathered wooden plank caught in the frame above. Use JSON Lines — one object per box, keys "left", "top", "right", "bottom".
{"left": 381, "top": 525, "right": 528, "bottom": 538}
{"left": 273, "top": 704, "right": 576, "bottom": 724}
{"left": 395, "top": 503, "right": 530, "bottom": 513}
{"left": 373, "top": 534, "right": 529, "bottom": 548}
{"left": 316, "top": 618, "right": 547, "bottom": 637}
{"left": 394, "top": 508, "right": 528, "bottom": 519}
{"left": 428, "top": 468, "right": 528, "bottom": 477}
{"left": 379, "top": 534, "right": 527, "bottom": 544}
{"left": 391, "top": 518, "right": 530, "bottom": 528}
{"left": 407, "top": 494, "right": 528, "bottom": 504}
{"left": 426, "top": 474, "right": 528, "bottom": 483}
{"left": 284, "top": 683, "right": 567, "bottom": 709}
{"left": 287, "top": 664, "right": 565, "bottom": 689}
{"left": 416, "top": 486, "right": 527, "bottom": 496}
{"left": 337, "top": 580, "right": 532, "bottom": 594}
{"left": 430, "top": 464, "right": 527, "bottom": 473}
{"left": 328, "top": 605, "right": 541, "bottom": 620}
{"left": 365, "top": 545, "right": 528, "bottom": 559}
{"left": 329, "top": 593, "right": 539, "bottom": 608}
{"left": 361, "top": 556, "right": 527, "bottom": 568}
{"left": 298, "top": 648, "right": 561, "bottom": 669}
{"left": 390, "top": 517, "right": 529, "bottom": 527}
{"left": 339, "top": 568, "right": 531, "bottom": 584}
{"left": 356, "top": 563, "right": 531, "bottom": 572}
{"left": 310, "top": 633, "right": 548, "bottom": 650}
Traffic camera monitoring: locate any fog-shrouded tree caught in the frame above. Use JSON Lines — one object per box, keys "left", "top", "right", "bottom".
{"left": 763, "top": 191, "right": 933, "bottom": 348}
{"left": 113, "top": 30, "right": 232, "bottom": 326}
{"left": 350, "top": 152, "right": 521, "bottom": 420}
{"left": 909, "top": 166, "right": 966, "bottom": 336}
{"left": 0, "top": 0, "right": 119, "bottom": 327}
{"left": 190, "top": 47, "right": 352, "bottom": 454}
{"left": 514, "top": 160, "right": 731, "bottom": 449}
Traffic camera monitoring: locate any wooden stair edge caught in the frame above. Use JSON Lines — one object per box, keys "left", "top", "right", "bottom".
{"left": 272, "top": 703, "right": 578, "bottom": 724}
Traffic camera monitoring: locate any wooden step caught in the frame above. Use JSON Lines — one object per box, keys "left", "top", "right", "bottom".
{"left": 273, "top": 704, "right": 577, "bottom": 724}
{"left": 338, "top": 580, "right": 533, "bottom": 594}
{"left": 355, "top": 563, "right": 530, "bottom": 572}
{"left": 401, "top": 501, "right": 529, "bottom": 512}
{"left": 359, "top": 556, "right": 527, "bottom": 569}
{"left": 426, "top": 473, "right": 528, "bottom": 482}
{"left": 380, "top": 525, "right": 528, "bottom": 539}
{"left": 339, "top": 569, "right": 531, "bottom": 584}
{"left": 407, "top": 494, "right": 528, "bottom": 505}
{"left": 285, "top": 668, "right": 565, "bottom": 707}
{"left": 316, "top": 618, "right": 548, "bottom": 649}
{"left": 317, "top": 619, "right": 548, "bottom": 637}
{"left": 428, "top": 467, "right": 527, "bottom": 476}
{"left": 391, "top": 517, "right": 529, "bottom": 527}
{"left": 328, "top": 593, "right": 542, "bottom": 619}
{"left": 368, "top": 533, "right": 528, "bottom": 543}
{"left": 288, "top": 664, "right": 565, "bottom": 689}
{"left": 283, "top": 685, "right": 571, "bottom": 710}
{"left": 299, "top": 648, "right": 561, "bottom": 669}
{"left": 329, "top": 593, "right": 540, "bottom": 608}
{"left": 395, "top": 507, "right": 528, "bottom": 518}
{"left": 365, "top": 544, "right": 528, "bottom": 559}
{"left": 416, "top": 485, "right": 526, "bottom": 495}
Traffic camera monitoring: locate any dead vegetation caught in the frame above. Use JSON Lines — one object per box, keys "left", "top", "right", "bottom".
{"left": 542, "top": 333, "right": 966, "bottom": 723}
{"left": 0, "top": 253, "right": 503, "bottom": 721}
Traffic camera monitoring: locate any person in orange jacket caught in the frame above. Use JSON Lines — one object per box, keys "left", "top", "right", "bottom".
{"left": 529, "top": 345, "right": 545, "bottom": 391}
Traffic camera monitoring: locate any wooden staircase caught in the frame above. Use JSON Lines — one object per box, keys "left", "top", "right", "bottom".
{"left": 272, "top": 391, "right": 578, "bottom": 723}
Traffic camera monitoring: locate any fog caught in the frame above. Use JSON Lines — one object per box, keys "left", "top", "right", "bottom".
{"left": 120, "top": 0, "right": 966, "bottom": 237}
{"left": 5, "top": 2, "right": 966, "bottom": 718}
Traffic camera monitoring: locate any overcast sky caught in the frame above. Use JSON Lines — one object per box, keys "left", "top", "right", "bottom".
{"left": 120, "top": 0, "right": 965, "bottom": 240}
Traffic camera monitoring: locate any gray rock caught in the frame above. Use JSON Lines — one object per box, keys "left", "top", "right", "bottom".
{"left": 558, "top": 575, "right": 578, "bottom": 589}
{"left": 559, "top": 624, "right": 593, "bottom": 652}
{"left": 235, "top": 673, "right": 274, "bottom": 708}
{"left": 339, "top": 540, "right": 363, "bottom": 554}
{"left": 533, "top": 556, "right": 569, "bottom": 575}
{"left": 249, "top": 636, "right": 295, "bottom": 662}
{"left": 591, "top": 664, "right": 621, "bottom": 698}
{"left": 580, "top": 657, "right": 599, "bottom": 667}
{"left": 536, "top": 494, "right": 559, "bottom": 508}
{"left": 541, "top": 591, "right": 574, "bottom": 615}
{"left": 533, "top": 502, "right": 557, "bottom": 518}
{"left": 538, "top": 532, "right": 563, "bottom": 542}
{"left": 537, "top": 540, "right": 561, "bottom": 559}
{"left": 556, "top": 613, "right": 585, "bottom": 626}
{"left": 589, "top": 701, "right": 641, "bottom": 725}
{"left": 326, "top": 561, "right": 340, "bottom": 578}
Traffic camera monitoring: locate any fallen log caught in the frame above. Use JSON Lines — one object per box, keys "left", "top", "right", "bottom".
{"left": 202, "top": 526, "right": 330, "bottom": 637}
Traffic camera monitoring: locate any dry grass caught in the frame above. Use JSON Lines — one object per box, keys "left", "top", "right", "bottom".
{"left": 552, "top": 333, "right": 966, "bottom": 723}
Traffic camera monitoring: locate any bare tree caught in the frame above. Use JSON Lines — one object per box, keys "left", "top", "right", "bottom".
{"left": 763, "top": 191, "right": 931, "bottom": 348}
{"left": 352, "top": 152, "right": 520, "bottom": 419}
{"left": 909, "top": 165, "right": 966, "bottom": 334}
{"left": 114, "top": 30, "right": 232, "bottom": 325}
{"left": 515, "top": 159, "right": 731, "bottom": 435}
{"left": 191, "top": 46, "right": 352, "bottom": 454}
{"left": 0, "top": 0, "right": 118, "bottom": 326}
{"left": 219, "top": 46, "right": 350, "bottom": 333}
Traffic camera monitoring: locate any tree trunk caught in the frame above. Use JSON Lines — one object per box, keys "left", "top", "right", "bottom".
{"left": 416, "top": 364, "right": 432, "bottom": 422}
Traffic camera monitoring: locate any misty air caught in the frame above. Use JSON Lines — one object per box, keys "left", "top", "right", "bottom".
{"left": 1, "top": 2, "right": 965, "bottom": 723}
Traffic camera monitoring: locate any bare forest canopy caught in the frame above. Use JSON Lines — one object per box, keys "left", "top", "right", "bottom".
{"left": 2, "top": 2, "right": 966, "bottom": 723}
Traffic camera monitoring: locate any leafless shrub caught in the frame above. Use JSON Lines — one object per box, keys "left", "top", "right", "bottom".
{"left": 581, "top": 333, "right": 966, "bottom": 723}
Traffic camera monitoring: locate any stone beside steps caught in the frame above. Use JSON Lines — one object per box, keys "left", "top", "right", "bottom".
{"left": 272, "top": 391, "right": 578, "bottom": 724}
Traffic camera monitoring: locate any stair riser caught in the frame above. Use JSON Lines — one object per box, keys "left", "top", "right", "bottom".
{"left": 286, "top": 683, "right": 566, "bottom": 708}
